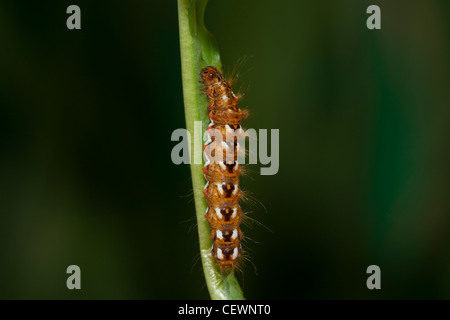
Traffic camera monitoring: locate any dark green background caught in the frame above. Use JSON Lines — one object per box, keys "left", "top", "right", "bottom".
{"left": 0, "top": 0, "right": 449, "bottom": 299}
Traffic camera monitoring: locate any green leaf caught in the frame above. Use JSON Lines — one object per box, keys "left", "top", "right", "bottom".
{"left": 177, "top": 0, "right": 245, "bottom": 300}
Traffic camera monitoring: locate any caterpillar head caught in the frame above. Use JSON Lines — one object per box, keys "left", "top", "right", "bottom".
{"left": 200, "top": 66, "right": 224, "bottom": 85}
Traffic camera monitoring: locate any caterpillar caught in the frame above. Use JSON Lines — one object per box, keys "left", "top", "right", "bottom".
{"left": 200, "top": 66, "right": 248, "bottom": 270}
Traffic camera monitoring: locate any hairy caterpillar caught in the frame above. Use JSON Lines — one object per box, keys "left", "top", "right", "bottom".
{"left": 200, "top": 66, "right": 248, "bottom": 270}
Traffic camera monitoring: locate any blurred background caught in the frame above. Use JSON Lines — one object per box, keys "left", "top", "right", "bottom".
{"left": 0, "top": 0, "right": 449, "bottom": 299}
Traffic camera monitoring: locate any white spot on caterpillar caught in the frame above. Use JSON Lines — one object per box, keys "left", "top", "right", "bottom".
{"left": 214, "top": 208, "right": 223, "bottom": 219}
{"left": 216, "top": 230, "right": 223, "bottom": 239}
{"left": 232, "top": 184, "right": 239, "bottom": 196}
{"left": 203, "top": 181, "right": 209, "bottom": 190}
{"left": 231, "top": 208, "right": 237, "bottom": 219}
{"left": 231, "top": 247, "right": 238, "bottom": 260}
{"left": 216, "top": 183, "right": 224, "bottom": 195}
{"left": 225, "top": 125, "right": 236, "bottom": 136}
{"left": 231, "top": 229, "right": 238, "bottom": 240}
{"left": 217, "top": 248, "right": 224, "bottom": 260}
{"left": 218, "top": 161, "right": 226, "bottom": 171}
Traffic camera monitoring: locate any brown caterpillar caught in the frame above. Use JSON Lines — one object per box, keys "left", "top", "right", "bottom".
{"left": 200, "top": 66, "right": 248, "bottom": 270}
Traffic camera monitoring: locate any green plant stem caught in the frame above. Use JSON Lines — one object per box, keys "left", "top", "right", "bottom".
{"left": 177, "top": 0, "right": 245, "bottom": 300}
